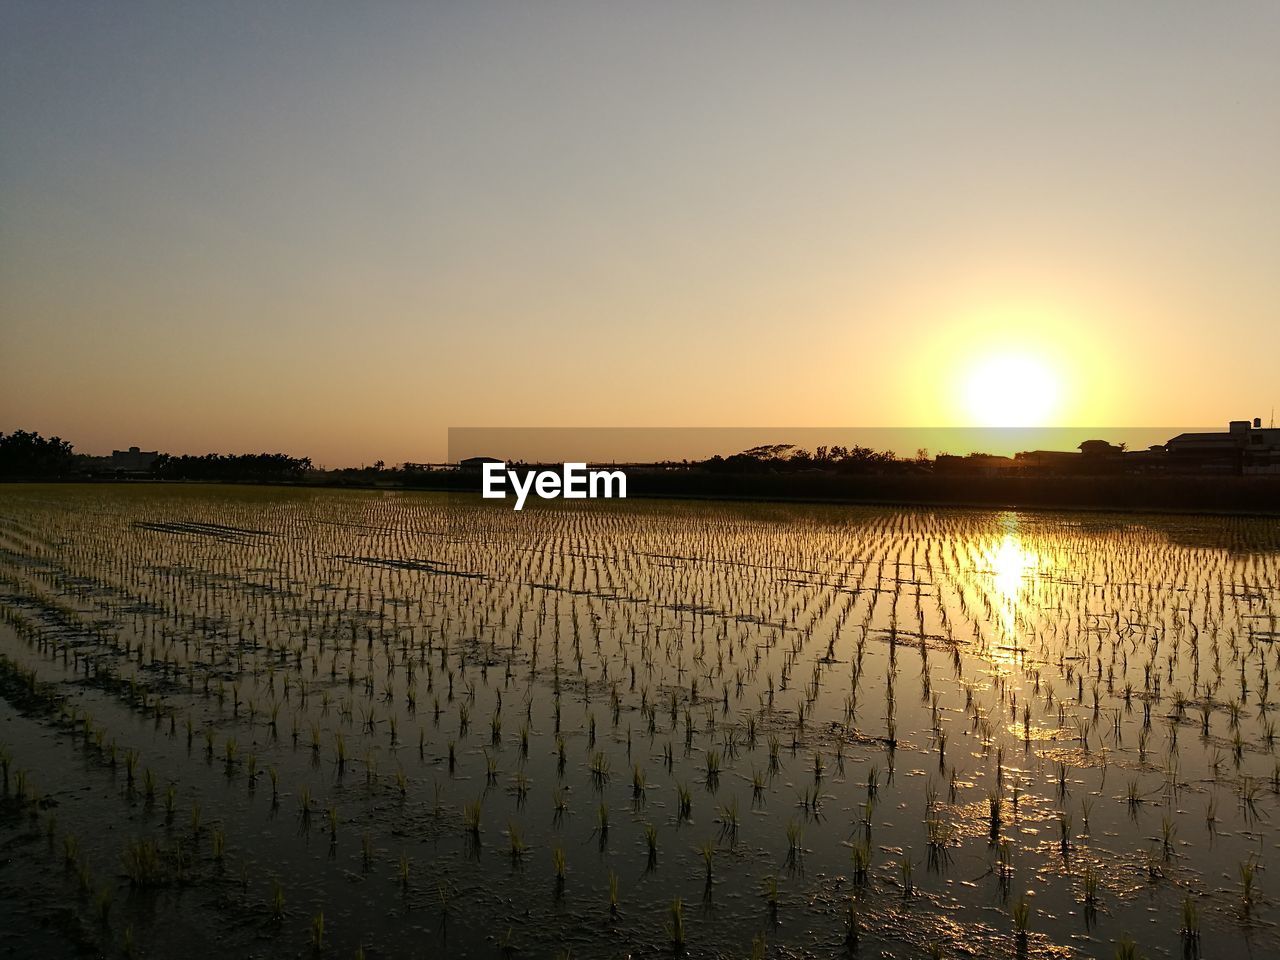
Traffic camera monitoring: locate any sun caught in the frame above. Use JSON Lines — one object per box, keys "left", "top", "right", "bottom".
{"left": 962, "top": 352, "right": 1061, "bottom": 427}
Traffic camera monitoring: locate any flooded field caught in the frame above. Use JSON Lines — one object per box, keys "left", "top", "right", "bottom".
{"left": 2, "top": 484, "right": 1279, "bottom": 959}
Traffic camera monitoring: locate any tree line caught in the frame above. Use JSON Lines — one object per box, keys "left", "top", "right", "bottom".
{"left": 699, "top": 443, "right": 924, "bottom": 474}
{"left": 150, "top": 453, "right": 313, "bottom": 482}
{"left": 0, "top": 431, "right": 310, "bottom": 482}
{"left": 0, "top": 430, "right": 77, "bottom": 478}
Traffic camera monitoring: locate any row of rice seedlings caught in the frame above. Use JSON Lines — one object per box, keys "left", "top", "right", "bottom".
{"left": 5, "top": 491, "right": 1274, "bottom": 957}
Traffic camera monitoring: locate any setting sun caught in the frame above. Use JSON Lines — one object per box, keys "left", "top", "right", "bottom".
{"left": 962, "top": 352, "right": 1062, "bottom": 427}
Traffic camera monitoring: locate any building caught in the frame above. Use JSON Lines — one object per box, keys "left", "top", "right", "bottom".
{"left": 109, "top": 446, "right": 159, "bottom": 472}
{"left": 1077, "top": 439, "right": 1125, "bottom": 458}
{"left": 1165, "top": 418, "right": 1280, "bottom": 474}
{"left": 1014, "top": 449, "right": 1096, "bottom": 473}
{"left": 1009, "top": 440, "right": 1128, "bottom": 474}
{"left": 458, "top": 456, "right": 504, "bottom": 471}
{"left": 934, "top": 453, "right": 1018, "bottom": 475}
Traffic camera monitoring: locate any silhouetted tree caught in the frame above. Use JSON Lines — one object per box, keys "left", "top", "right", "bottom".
{"left": 699, "top": 442, "right": 909, "bottom": 475}
{"left": 150, "top": 452, "right": 312, "bottom": 483}
{"left": 0, "top": 430, "right": 77, "bottom": 478}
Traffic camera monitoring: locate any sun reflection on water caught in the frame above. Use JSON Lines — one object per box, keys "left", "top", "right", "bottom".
{"left": 987, "top": 528, "right": 1041, "bottom": 641}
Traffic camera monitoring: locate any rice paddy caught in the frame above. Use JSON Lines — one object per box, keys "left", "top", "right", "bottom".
{"left": 1, "top": 482, "right": 1279, "bottom": 957}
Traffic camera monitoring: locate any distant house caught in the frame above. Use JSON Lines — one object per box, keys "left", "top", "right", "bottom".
{"left": 934, "top": 453, "right": 1018, "bottom": 476}
{"left": 458, "top": 456, "right": 504, "bottom": 471}
{"left": 1013, "top": 449, "right": 1081, "bottom": 472}
{"left": 1166, "top": 418, "right": 1280, "bottom": 474}
{"left": 110, "top": 446, "right": 158, "bottom": 472}
{"left": 1012, "top": 442, "right": 1128, "bottom": 475}
{"left": 1078, "top": 439, "right": 1124, "bottom": 457}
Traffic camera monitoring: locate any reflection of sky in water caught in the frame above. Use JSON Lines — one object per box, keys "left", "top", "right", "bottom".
{"left": 4, "top": 490, "right": 1280, "bottom": 959}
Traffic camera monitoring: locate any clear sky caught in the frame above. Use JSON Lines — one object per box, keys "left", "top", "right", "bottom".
{"left": 2, "top": 2, "right": 1277, "bottom": 466}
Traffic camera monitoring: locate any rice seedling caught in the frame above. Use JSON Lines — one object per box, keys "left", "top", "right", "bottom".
{"left": 704, "top": 748, "right": 721, "bottom": 783}
{"left": 1240, "top": 858, "right": 1257, "bottom": 911}
{"left": 996, "top": 838, "right": 1013, "bottom": 883}
{"left": 799, "top": 784, "right": 822, "bottom": 814}
{"left": 667, "top": 898, "right": 685, "bottom": 950}
{"left": 95, "top": 884, "right": 113, "bottom": 926}
{"left": 1240, "top": 776, "right": 1262, "bottom": 816}
{"left": 1012, "top": 896, "right": 1030, "bottom": 942}
{"left": 508, "top": 821, "right": 525, "bottom": 859}
{"left": 718, "top": 796, "right": 739, "bottom": 842}
{"left": 1126, "top": 778, "right": 1142, "bottom": 807}
{"left": 122, "top": 838, "right": 162, "bottom": 887}
{"left": 699, "top": 837, "right": 715, "bottom": 879}
{"left": 1180, "top": 895, "right": 1200, "bottom": 944}
{"left": 845, "top": 897, "right": 859, "bottom": 948}
{"left": 784, "top": 819, "right": 803, "bottom": 867}
{"left": 1144, "top": 848, "right": 1163, "bottom": 881}
{"left": 850, "top": 840, "right": 871, "bottom": 884}
{"left": 464, "top": 798, "right": 483, "bottom": 836}
{"left": 1082, "top": 865, "right": 1098, "bottom": 906}
{"left": 63, "top": 833, "right": 79, "bottom": 865}
{"left": 437, "top": 879, "right": 451, "bottom": 921}
{"left": 676, "top": 782, "right": 692, "bottom": 820}
{"left": 1160, "top": 814, "right": 1176, "bottom": 858}
{"left": 927, "top": 816, "right": 956, "bottom": 863}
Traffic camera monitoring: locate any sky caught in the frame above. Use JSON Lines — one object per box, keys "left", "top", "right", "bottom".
{"left": 2, "top": 2, "right": 1278, "bottom": 466}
